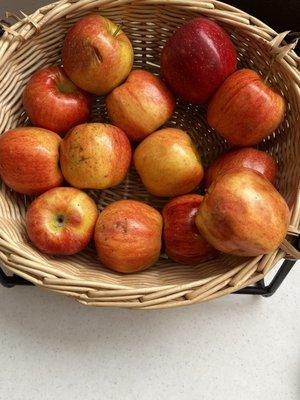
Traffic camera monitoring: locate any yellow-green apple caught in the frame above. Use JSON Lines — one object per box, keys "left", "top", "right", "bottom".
{"left": 163, "top": 194, "right": 217, "bottom": 265}
{"left": 106, "top": 70, "right": 175, "bottom": 141}
{"left": 22, "top": 66, "right": 91, "bottom": 136}
{"left": 62, "top": 14, "right": 133, "bottom": 95}
{"left": 204, "top": 147, "right": 277, "bottom": 188}
{"left": 26, "top": 187, "right": 98, "bottom": 255}
{"left": 196, "top": 169, "right": 290, "bottom": 257}
{"left": 134, "top": 128, "right": 203, "bottom": 197}
{"left": 94, "top": 200, "right": 162, "bottom": 273}
{"left": 161, "top": 18, "right": 237, "bottom": 103}
{"left": 207, "top": 69, "right": 286, "bottom": 145}
{"left": 0, "top": 127, "right": 63, "bottom": 195}
{"left": 60, "top": 123, "right": 131, "bottom": 189}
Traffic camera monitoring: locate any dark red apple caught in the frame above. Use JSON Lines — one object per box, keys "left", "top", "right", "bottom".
{"left": 204, "top": 147, "right": 277, "bottom": 188}
{"left": 94, "top": 200, "right": 163, "bottom": 273}
{"left": 163, "top": 194, "right": 217, "bottom": 265}
{"left": 207, "top": 69, "right": 286, "bottom": 145}
{"left": 161, "top": 17, "right": 237, "bottom": 103}
{"left": 22, "top": 66, "right": 91, "bottom": 135}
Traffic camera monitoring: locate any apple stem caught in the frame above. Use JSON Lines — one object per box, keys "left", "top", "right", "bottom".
{"left": 112, "top": 23, "right": 123, "bottom": 37}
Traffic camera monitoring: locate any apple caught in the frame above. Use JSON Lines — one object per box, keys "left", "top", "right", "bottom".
{"left": 94, "top": 200, "right": 162, "bottom": 273}
{"left": 62, "top": 14, "right": 134, "bottom": 95}
{"left": 161, "top": 17, "right": 237, "bottom": 103}
{"left": 204, "top": 147, "right": 277, "bottom": 188}
{"left": 207, "top": 69, "right": 286, "bottom": 146}
{"left": 163, "top": 194, "right": 217, "bottom": 265}
{"left": 60, "top": 123, "right": 131, "bottom": 189}
{"left": 106, "top": 69, "right": 175, "bottom": 141}
{"left": 0, "top": 127, "right": 63, "bottom": 195}
{"left": 196, "top": 169, "right": 290, "bottom": 257}
{"left": 22, "top": 66, "right": 91, "bottom": 136}
{"left": 134, "top": 128, "right": 203, "bottom": 197}
{"left": 26, "top": 187, "right": 98, "bottom": 255}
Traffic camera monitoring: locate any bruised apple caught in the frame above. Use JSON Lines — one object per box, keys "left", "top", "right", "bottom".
{"left": 94, "top": 200, "right": 163, "bottom": 273}
{"left": 134, "top": 128, "right": 203, "bottom": 197}
{"left": 106, "top": 69, "right": 175, "bottom": 141}
{"left": 204, "top": 147, "right": 277, "bottom": 188}
{"left": 60, "top": 123, "right": 131, "bottom": 189}
{"left": 163, "top": 194, "right": 217, "bottom": 265}
{"left": 62, "top": 14, "right": 133, "bottom": 95}
{"left": 0, "top": 127, "right": 63, "bottom": 195}
{"left": 196, "top": 169, "right": 290, "bottom": 257}
{"left": 207, "top": 69, "right": 286, "bottom": 145}
{"left": 26, "top": 187, "right": 98, "bottom": 255}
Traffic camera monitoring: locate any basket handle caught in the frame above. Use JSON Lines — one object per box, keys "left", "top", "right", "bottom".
{"left": 281, "top": 185, "right": 300, "bottom": 260}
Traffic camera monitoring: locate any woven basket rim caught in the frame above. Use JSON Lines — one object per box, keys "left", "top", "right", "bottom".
{"left": 0, "top": 0, "right": 299, "bottom": 309}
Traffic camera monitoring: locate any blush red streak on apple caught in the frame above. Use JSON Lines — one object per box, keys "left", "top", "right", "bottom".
{"left": 197, "top": 170, "right": 290, "bottom": 256}
{"left": 161, "top": 18, "right": 237, "bottom": 103}
{"left": 95, "top": 200, "right": 162, "bottom": 273}
{"left": 62, "top": 14, "right": 133, "bottom": 95}
{"left": 106, "top": 70, "right": 175, "bottom": 141}
{"left": 0, "top": 127, "right": 63, "bottom": 195}
{"left": 26, "top": 188, "right": 98, "bottom": 255}
{"left": 208, "top": 69, "right": 257, "bottom": 120}
{"left": 27, "top": 211, "right": 85, "bottom": 255}
{"left": 207, "top": 69, "right": 286, "bottom": 145}
{"left": 129, "top": 71, "right": 175, "bottom": 113}
{"left": 163, "top": 194, "right": 217, "bottom": 265}
{"left": 22, "top": 66, "right": 91, "bottom": 135}
{"left": 102, "top": 125, "right": 132, "bottom": 184}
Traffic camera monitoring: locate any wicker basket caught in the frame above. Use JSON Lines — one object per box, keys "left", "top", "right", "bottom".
{"left": 0, "top": 0, "right": 299, "bottom": 309}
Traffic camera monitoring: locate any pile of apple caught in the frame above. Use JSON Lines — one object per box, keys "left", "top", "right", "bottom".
{"left": 0, "top": 14, "right": 290, "bottom": 274}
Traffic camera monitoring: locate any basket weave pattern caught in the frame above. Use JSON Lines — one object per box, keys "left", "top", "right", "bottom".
{"left": 0, "top": 0, "right": 299, "bottom": 309}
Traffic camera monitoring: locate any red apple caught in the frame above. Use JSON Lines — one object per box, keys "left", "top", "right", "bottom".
{"left": 60, "top": 123, "right": 131, "bottom": 189}
{"left": 134, "top": 128, "right": 203, "bottom": 197}
{"left": 94, "top": 200, "right": 163, "bottom": 273}
{"left": 207, "top": 69, "right": 286, "bottom": 146}
{"left": 0, "top": 127, "right": 63, "bottom": 195}
{"left": 22, "top": 66, "right": 91, "bottom": 136}
{"left": 161, "top": 17, "right": 237, "bottom": 103}
{"left": 204, "top": 147, "right": 277, "bottom": 188}
{"left": 26, "top": 187, "right": 98, "bottom": 255}
{"left": 163, "top": 194, "right": 217, "bottom": 265}
{"left": 62, "top": 14, "right": 133, "bottom": 95}
{"left": 106, "top": 69, "right": 175, "bottom": 141}
{"left": 196, "top": 169, "right": 290, "bottom": 257}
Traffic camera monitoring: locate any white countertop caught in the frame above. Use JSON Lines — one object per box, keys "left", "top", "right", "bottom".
{"left": 0, "top": 262, "right": 299, "bottom": 400}
{"left": 0, "top": 1, "right": 299, "bottom": 398}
